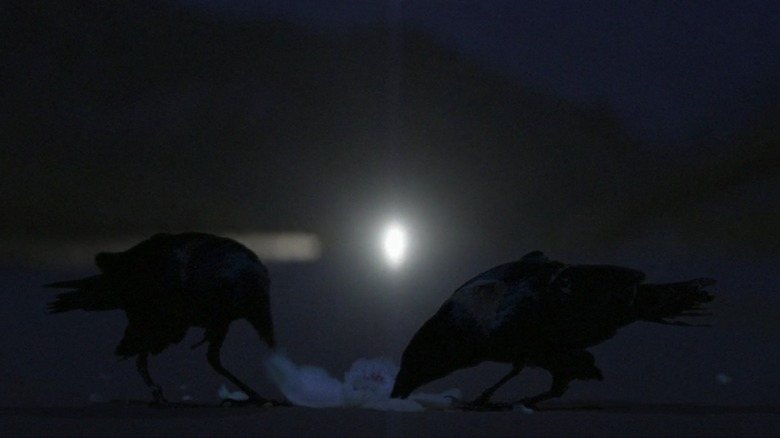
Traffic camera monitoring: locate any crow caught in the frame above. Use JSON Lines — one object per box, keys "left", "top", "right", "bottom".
{"left": 390, "top": 251, "right": 715, "bottom": 410}
{"left": 47, "top": 232, "right": 283, "bottom": 406}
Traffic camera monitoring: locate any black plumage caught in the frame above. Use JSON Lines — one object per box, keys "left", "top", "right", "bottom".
{"left": 390, "top": 251, "right": 715, "bottom": 409}
{"left": 47, "top": 232, "right": 281, "bottom": 406}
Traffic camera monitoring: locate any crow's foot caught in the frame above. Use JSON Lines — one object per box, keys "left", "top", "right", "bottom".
{"left": 219, "top": 397, "right": 292, "bottom": 408}
{"left": 463, "top": 401, "right": 514, "bottom": 411}
{"left": 148, "top": 388, "right": 169, "bottom": 407}
{"left": 445, "top": 395, "right": 514, "bottom": 412}
{"left": 512, "top": 398, "right": 540, "bottom": 412}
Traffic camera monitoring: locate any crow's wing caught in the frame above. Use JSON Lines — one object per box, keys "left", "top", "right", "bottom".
{"left": 446, "top": 253, "right": 566, "bottom": 334}
{"left": 549, "top": 264, "right": 646, "bottom": 309}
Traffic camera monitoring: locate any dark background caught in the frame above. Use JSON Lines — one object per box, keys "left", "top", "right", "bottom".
{"left": 1, "top": 1, "right": 779, "bottom": 435}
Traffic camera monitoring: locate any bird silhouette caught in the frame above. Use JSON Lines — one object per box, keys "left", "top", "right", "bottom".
{"left": 47, "top": 232, "right": 283, "bottom": 406}
{"left": 390, "top": 251, "right": 715, "bottom": 410}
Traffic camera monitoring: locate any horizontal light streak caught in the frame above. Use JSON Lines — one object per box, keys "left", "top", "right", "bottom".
{"left": 3, "top": 231, "right": 322, "bottom": 267}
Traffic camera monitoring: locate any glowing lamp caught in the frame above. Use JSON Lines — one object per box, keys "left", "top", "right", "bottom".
{"left": 382, "top": 222, "right": 408, "bottom": 269}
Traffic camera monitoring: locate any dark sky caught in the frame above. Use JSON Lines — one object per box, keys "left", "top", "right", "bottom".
{"left": 180, "top": 0, "right": 780, "bottom": 147}
{"left": 3, "top": 0, "right": 779, "bottom": 262}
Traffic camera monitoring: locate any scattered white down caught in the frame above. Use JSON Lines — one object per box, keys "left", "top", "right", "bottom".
{"left": 262, "top": 352, "right": 459, "bottom": 411}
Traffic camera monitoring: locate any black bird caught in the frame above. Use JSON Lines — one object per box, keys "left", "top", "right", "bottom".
{"left": 390, "top": 251, "right": 715, "bottom": 410}
{"left": 47, "top": 232, "right": 281, "bottom": 406}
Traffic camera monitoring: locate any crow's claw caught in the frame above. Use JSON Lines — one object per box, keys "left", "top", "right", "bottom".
{"left": 512, "top": 398, "right": 540, "bottom": 412}
{"left": 449, "top": 398, "right": 514, "bottom": 412}
{"left": 219, "top": 397, "right": 291, "bottom": 408}
{"left": 148, "top": 389, "right": 169, "bottom": 407}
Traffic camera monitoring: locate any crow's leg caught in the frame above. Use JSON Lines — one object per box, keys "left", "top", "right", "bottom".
{"left": 136, "top": 353, "right": 167, "bottom": 406}
{"left": 454, "top": 364, "right": 523, "bottom": 411}
{"left": 514, "top": 350, "right": 602, "bottom": 410}
{"left": 473, "top": 363, "right": 523, "bottom": 405}
{"left": 513, "top": 372, "right": 572, "bottom": 410}
{"left": 205, "top": 329, "right": 289, "bottom": 407}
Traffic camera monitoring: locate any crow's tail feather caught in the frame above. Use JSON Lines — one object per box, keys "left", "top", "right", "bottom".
{"left": 635, "top": 278, "right": 715, "bottom": 326}
{"left": 46, "top": 275, "right": 117, "bottom": 313}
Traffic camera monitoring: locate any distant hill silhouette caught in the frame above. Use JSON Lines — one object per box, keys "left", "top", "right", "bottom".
{"left": 2, "top": 0, "right": 776, "bottom": 256}
{"left": 624, "top": 96, "right": 780, "bottom": 253}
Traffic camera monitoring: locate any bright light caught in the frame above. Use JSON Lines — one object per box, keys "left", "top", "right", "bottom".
{"left": 382, "top": 222, "right": 408, "bottom": 269}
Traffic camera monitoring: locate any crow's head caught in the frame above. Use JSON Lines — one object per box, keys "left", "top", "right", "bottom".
{"left": 391, "top": 304, "right": 485, "bottom": 399}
